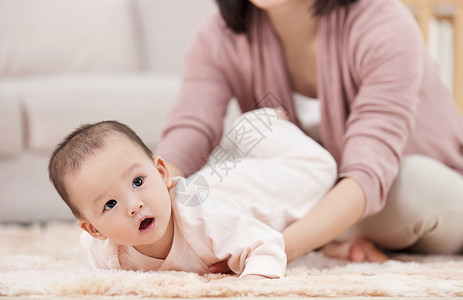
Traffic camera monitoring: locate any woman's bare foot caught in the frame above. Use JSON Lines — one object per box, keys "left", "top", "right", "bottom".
{"left": 322, "top": 237, "right": 388, "bottom": 263}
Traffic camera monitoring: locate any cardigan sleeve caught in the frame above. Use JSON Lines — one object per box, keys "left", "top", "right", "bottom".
{"left": 339, "top": 3, "right": 425, "bottom": 218}
{"left": 155, "top": 15, "right": 234, "bottom": 176}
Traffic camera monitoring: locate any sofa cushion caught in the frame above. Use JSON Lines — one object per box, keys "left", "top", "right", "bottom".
{"left": 0, "top": 153, "right": 75, "bottom": 222}
{"left": 135, "top": 0, "right": 217, "bottom": 75}
{"left": 0, "top": 95, "right": 23, "bottom": 158}
{"left": 2, "top": 74, "right": 181, "bottom": 154}
{"left": 0, "top": 0, "right": 144, "bottom": 78}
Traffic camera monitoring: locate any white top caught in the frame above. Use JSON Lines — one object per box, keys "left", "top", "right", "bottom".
{"left": 293, "top": 92, "right": 321, "bottom": 142}
{"left": 80, "top": 108, "right": 337, "bottom": 278}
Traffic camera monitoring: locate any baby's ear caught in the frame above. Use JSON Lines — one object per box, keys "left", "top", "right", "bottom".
{"left": 78, "top": 220, "right": 107, "bottom": 240}
{"left": 153, "top": 155, "right": 172, "bottom": 189}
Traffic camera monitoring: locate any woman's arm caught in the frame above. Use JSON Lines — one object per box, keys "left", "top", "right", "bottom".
{"left": 283, "top": 177, "right": 365, "bottom": 262}
{"left": 284, "top": 181, "right": 388, "bottom": 263}
{"left": 284, "top": 2, "right": 425, "bottom": 261}
{"left": 333, "top": 2, "right": 425, "bottom": 218}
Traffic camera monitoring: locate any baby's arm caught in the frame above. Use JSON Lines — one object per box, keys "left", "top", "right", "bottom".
{"left": 218, "top": 219, "right": 286, "bottom": 279}
{"left": 198, "top": 200, "right": 287, "bottom": 280}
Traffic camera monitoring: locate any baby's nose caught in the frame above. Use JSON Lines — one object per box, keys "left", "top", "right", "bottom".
{"left": 129, "top": 203, "right": 144, "bottom": 216}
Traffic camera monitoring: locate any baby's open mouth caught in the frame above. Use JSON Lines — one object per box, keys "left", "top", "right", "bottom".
{"left": 139, "top": 217, "right": 154, "bottom": 232}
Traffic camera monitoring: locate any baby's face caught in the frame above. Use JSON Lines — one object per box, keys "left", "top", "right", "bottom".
{"left": 66, "top": 134, "right": 173, "bottom": 248}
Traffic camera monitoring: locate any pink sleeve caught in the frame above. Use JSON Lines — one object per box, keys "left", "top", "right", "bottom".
{"left": 205, "top": 208, "right": 287, "bottom": 278}
{"left": 339, "top": 7, "right": 425, "bottom": 218}
{"left": 155, "top": 16, "right": 233, "bottom": 175}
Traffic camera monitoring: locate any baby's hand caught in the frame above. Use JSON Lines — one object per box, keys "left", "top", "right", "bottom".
{"left": 276, "top": 107, "right": 289, "bottom": 121}
{"left": 210, "top": 274, "right": 272, "bottom": 284}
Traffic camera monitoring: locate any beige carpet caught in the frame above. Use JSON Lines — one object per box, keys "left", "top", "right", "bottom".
{"left": 1, "top": 222, "right": 463, "bottom": 298}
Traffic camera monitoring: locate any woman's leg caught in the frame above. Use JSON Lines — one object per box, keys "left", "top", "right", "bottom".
{"left": 343, "top": 155, "right": 463, "bottom": 254}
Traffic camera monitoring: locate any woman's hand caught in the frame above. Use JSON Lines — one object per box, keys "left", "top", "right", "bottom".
{"left": 322, "top": 237, "right": 388, "bottom": 263}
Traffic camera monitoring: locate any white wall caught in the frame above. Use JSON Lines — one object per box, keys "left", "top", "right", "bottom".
{"left": 137, "top": 0, "right": 218, "bottom": 75}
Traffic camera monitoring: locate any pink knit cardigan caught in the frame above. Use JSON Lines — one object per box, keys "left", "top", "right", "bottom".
{"left": 156, "top": 0, "right": 463, "bottom": 217}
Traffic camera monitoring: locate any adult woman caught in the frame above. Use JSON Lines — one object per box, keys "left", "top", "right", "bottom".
{"left": 156, "top": 0, "right": 463, "bottom": 263}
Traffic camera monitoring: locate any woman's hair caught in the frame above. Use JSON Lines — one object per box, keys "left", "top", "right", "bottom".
{"left": 48, "top": 120, "right": 153, "bottom": 219}
{"left": 216, "top": 0, "right": 359, "bottom": 33}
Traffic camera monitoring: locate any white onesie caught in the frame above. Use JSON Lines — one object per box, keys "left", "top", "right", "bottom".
{"left": 81, "top": 108, "right": 337, "bottom": 278}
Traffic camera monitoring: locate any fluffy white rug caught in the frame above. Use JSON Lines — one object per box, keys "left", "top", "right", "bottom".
{"left": 1, "top": 222, "right": 463, "bottom": 298}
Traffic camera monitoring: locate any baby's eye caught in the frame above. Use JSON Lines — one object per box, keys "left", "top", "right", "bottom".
{"left": 104, "top": 200, "right": 117, "bottom": 211}
{"left": 132, "top": 176, "right": 144, "bottom": 189}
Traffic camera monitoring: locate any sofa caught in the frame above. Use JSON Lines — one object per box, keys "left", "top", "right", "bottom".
{"left": 0, "top": 0, "right": 241, "bottom": 223}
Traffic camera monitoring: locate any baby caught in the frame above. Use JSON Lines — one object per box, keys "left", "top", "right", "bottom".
{"left": 48, "top": 108, "right": 337, "bottom": 280}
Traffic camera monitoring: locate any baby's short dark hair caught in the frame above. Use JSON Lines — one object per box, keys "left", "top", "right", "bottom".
{"left": 48, "top": 121, "right": 153, "bottom": 219}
